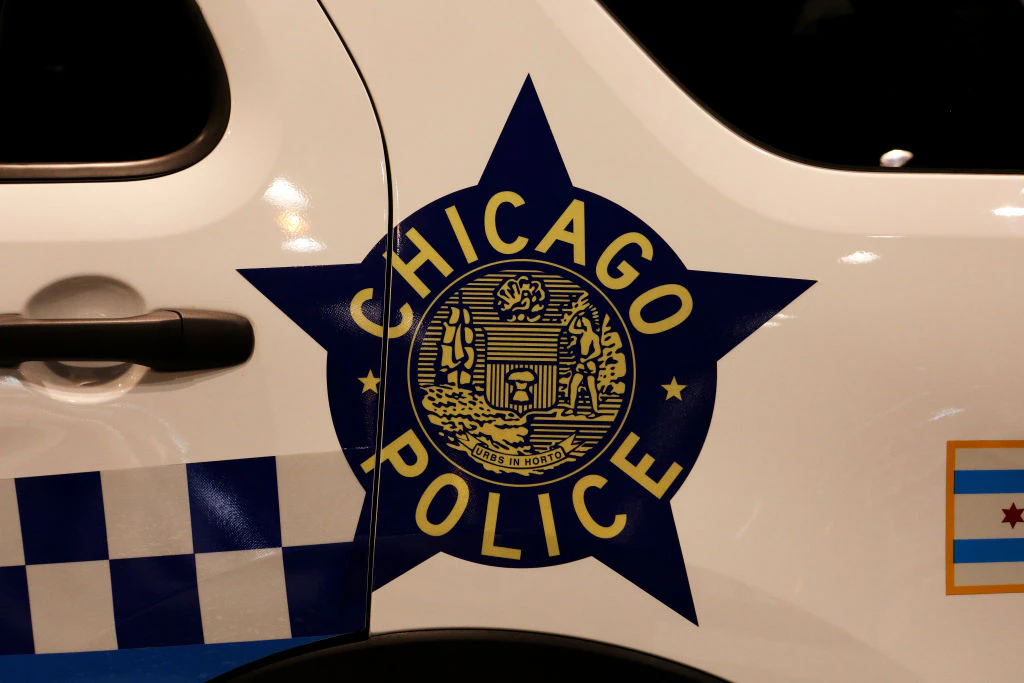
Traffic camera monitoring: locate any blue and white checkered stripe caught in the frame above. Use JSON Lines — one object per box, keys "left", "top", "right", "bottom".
{"left": 0, "top": 453, "right": 367, "bottom": 655}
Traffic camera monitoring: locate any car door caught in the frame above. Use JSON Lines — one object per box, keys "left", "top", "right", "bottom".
{"left": 310, "top": 2, "right": 1024, "bottom": 682}
{"left": 0, "top": 2, "right": 386, "bottom": 680}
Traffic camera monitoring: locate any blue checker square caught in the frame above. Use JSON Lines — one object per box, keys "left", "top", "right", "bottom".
{"left": 110, "top": 555, "right": 203, "bottom": 649}
{"left": 283, "top": 542, "right": 367, "bottom": 637}
{"left": 187, "top": 457, "right": 281, "bottom": 553}
{"left": 16, "top": 471, "right": 108, "bottom": 565}
{"left": 0, "top": 566, "right": 33, "bottom": 655}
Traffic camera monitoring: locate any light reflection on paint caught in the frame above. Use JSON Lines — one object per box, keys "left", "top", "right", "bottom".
{"left": 994, "top": 206, "right": 1024, "bottom": 217}
{"left": 283, "top": 236, "right": 326, "bottom": 253}
{"left": 190, "top": 478, "right": 268, "bottom": 550}
{"left": 762, "top": 313, "right": 796, "bottom": 329}
{"left": 19, "top": 361, "right": 148, "bottom": 405}
{"left": 839, "top": 250, "right": 879, "bottom": 265}
{"left": 265, "top": 177, "right": 326, "bottom": 253}
{"left": 929, "top": 407, "right": 964, "bottom": 422}
{"left": 277, "top": 211, "right": 308, "bottom": 235}
{"left": 263, "top": 178, "right": 309, "bottom": 210}
{"left": 734, "top": 498, "right": 762, "bottom": 537}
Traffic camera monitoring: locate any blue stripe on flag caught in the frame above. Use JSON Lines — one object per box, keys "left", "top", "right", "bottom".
{"left": 954, "top": 538, "right": 1024, "bottom": 564}
{"left": 953, "top": 469, "right": 1024, "bottom": 494}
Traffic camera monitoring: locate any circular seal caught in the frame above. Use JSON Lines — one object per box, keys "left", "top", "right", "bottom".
{"left": 409, "top": 259, "right": 635, "bottom": 487}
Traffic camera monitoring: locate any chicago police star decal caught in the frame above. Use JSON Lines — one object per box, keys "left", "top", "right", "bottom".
{"left": 241, "top": 77, "right": 814, "bottom": 624}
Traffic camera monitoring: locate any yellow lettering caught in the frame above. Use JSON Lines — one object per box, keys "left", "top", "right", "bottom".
{"left": 572, "top": 475, "right": 626, "bottom": 539}
{"left": 415, "top": 473, "right": 469, "bottom": 536}
{"left": 445, "top": 205, "right": 478, "bottom": 264}
{"left": 360, "top": 429, "right": 428, "bottom": 477}
{"left": 349, "top": 288, "right": 413, "bottom": 339}
{"left": 609, "top": 432, "right": 683, "bottom": 499}
{"left": 484, "top": 191, "right": 528, "bottom": 254}
{"left": 597, "top": 232, "right": 653, "bottom": 290}
{"left": 629, "top": 284, "right": 692, "bottom": 334}
{"left": 391, "top": 228, "right": 453, "bottom": 298}
{"left": 482, "top": 492, "right": 522, "bottom": 560}
{"left": 537, "top": 493, "right": 560, "bottom": 557}
{"left": 536, "top": 199, "right": 585, "bottom": 265}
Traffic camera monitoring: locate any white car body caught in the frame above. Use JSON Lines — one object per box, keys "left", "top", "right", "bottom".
{"left": 1, "top": 1, "right": 1022, "bottom": 681}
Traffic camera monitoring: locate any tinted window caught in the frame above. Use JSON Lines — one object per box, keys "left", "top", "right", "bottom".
{"left": 0, "top": 0, "right": 228, "bottom": 179}
{"left": 600, "top": 0, "right": 1024, "bottom": 172}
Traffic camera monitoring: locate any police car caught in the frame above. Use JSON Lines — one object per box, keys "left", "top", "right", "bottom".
{"left": 1, "top": 1, "right": 1021, "bottom": 681}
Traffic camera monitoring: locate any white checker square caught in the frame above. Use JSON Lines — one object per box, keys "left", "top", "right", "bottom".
{"left": 195, "top": 548, "right": 291, "bottom": 643}
{"left": 0, "top": 478, "right": 24, "bottom": 566}
{"left": 102, "top": 464, "right": 192, "bottom": 559}
{"left": 277, "top": 452, "right": 360, "bottom": 546}
{"left": 27, "top": 561, "right": 117, "bottom": 653}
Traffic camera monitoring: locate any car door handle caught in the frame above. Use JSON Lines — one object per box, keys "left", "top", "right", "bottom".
{"left": 0, "top": 309, "right": 254, "bottom": 371}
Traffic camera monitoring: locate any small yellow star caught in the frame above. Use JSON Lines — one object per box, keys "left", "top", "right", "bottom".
{"left": 662, "top": 377, "right": 685, "bottom": 400}
{"left": 357, "top": 370, "right": 380, "bottom": 394}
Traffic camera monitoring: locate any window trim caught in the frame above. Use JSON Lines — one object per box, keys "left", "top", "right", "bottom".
{"left": 0, "top": 0, "right": 230, "bottom": 183}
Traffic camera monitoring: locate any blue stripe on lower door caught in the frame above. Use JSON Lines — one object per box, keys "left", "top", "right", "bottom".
{"left": 954, "top": 538, "right": 1024, "bottom": 564}
{"left": 953, "top": 470, "right": 1024, "bottom": 494}
{"left": 0, "top": 637, "right": 322, "bottom": 683}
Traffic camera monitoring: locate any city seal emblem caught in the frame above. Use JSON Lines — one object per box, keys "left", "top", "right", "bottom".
{"left": 411, "top": 260, "right": 634, "bottom": 484}
{"left": 240, "top": 77, "right": 815, "bottom": 624}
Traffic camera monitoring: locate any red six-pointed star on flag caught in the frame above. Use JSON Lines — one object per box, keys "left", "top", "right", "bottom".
{"left": 1002, "top": 502, "right": 1024, "bottom": 529}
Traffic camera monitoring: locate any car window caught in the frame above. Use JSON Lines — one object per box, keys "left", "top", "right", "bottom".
{"left": 0, "top": 0, "right": 228, "bottom": 180}
{"left": 599, "top": 0, "right": 1024, "bottom": 172}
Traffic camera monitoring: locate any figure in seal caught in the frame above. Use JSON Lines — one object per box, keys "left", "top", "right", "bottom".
{"left": 438, "top": 298, "right": 476, "bottom": 388}
{"left": 566, "top": 307, "right": 602, "bottom": 418}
